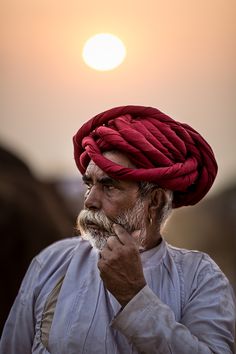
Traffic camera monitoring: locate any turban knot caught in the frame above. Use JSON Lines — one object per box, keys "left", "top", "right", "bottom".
{"left": 73, "top": 105, "right": 217, "bottom": 208}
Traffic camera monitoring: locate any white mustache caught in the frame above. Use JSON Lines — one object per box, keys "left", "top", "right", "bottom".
{"left": 77, "top": 199, "right": 147, "bottom": 251}
{"left": 77, "top": 209, "right": 115, "bottom": 234}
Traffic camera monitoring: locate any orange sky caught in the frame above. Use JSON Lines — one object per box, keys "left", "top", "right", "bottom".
{"left": 1, "top": 0, "right": 236, "bottom": 194}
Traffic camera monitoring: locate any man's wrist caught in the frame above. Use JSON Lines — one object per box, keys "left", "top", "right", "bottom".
{"left": 117, "top": 281, "right": 147, "bottom": 307}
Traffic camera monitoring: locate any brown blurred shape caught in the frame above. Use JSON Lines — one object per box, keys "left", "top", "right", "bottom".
{"left": 0, "top": 145, "right": 74, "bottom": 334}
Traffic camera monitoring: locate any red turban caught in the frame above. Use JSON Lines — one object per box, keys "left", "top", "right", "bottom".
{"left": 73, "top": 105, "right": 217, "bottom": 208}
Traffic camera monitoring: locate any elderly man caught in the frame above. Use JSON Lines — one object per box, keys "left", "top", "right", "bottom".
{"left": 1, "top": 105, "right": 235, "bottom": 353}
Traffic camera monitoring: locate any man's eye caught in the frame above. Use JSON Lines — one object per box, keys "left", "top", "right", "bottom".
{"left": 84, "top": 183, "right": 92, "bottom": 190}
{"left": 84, "top": 184, "right": 92, "bottom": 198}
{"left": 103, "top": 185, "right": 115, "bottom": 191}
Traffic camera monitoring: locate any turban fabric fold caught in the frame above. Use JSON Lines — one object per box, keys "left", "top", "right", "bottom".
{"left": 73, "top": 105, "right": 217, "bottom": 208}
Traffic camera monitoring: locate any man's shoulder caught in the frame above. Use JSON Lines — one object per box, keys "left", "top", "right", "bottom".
{"left": 166, "top": 243, "right": 205, "bottom": 259}
{"left": 35, "top": 237, "right": 85, "bottom": 267}
{"left": 166, "top": 242, "right": 224, "bottom": 274}
{"left": 167, "top": 242, "right": 207, "bottom": 258}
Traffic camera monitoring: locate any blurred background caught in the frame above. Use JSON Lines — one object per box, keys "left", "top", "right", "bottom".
{"left": 1, "top": 0, "right": 235, "bottom": 333}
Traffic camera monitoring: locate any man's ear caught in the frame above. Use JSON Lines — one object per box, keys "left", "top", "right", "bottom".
{"left": 148, "top": 188, "right": 166, "bottom": 214}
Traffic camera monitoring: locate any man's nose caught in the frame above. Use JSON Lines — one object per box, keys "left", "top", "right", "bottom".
{"left": 84, "top": 186, "right": 101, "bottom": 211}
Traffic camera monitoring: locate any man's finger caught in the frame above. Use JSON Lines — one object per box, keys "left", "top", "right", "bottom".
{"left": 106, "top": 235, "right": 122, "bottom": 250}
{"left": 100, "top": 247, "right": 111, "bottom": 259}
{"left": 113, "top": 224, "right": 137, "bottom": 246}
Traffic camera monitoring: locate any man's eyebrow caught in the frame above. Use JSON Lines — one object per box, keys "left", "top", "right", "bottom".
{"left": 82, "top": 174, "right": 120, "bottom": 186}
{"left": 82, "top": 174, "right": 91, "bottom": 183}
{"left": 98, "top": 176, "right": 120, "bottom": 186}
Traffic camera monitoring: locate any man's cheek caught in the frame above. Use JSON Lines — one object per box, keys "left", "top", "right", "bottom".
{"left": 131, "top": 230, "right": 142, "bottom": 240}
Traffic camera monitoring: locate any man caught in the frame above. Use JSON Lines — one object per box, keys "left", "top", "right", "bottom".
{"left": 1, "top": 105, "right": 235, "bottom": 353}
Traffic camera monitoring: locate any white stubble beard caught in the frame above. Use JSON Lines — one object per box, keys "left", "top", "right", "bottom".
{"left": 76, "top": 198, "right": 147, "bottom": 251}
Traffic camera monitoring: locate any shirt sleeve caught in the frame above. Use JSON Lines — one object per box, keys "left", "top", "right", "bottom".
{"left": 0, "top": 257, "right": 41, "bottom": 354}
{"left": 111, "top": 258, "right": 236, "bottom": 354}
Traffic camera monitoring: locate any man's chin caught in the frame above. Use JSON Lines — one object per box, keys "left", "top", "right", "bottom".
{"left": 80, "top": 231, "right": 109, "bottom": 251}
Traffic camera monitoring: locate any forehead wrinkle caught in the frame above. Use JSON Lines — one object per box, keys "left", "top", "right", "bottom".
{"left": 84, "top": 160, "right": 110, "bottom": 183}
{"left": 103, "top": 151, "right": 137, "bottom": 169}
{"left": 85, "top": 151, "right": 136, "bottom": 178}
{"left": 84, "top": 152, "right": 139, "bottom": 189}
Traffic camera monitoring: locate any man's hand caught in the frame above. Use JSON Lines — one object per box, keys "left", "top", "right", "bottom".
{"left": 97, "top": 224, "right": 146, "bottom": 307}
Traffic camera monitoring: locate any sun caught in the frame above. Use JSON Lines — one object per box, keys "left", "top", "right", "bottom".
{"left": 82, "top": 33, "right": 126, "bottom": 71}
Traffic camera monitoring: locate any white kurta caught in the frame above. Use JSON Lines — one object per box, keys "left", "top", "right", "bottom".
{"left": 0, "top": 237, "right": 235, "bottom": 353}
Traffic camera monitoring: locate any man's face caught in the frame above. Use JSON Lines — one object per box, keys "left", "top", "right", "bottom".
{"left": 77, "top": 152, "right": 148, "bottom": 250}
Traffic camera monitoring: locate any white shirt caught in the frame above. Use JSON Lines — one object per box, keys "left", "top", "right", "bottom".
{"left": 0, "top": 237, "right": 235, "bottom": 353}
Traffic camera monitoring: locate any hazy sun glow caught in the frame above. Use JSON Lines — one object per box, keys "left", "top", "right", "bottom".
{"left": 82, "top": 33, "right": 126, "bottom": 71}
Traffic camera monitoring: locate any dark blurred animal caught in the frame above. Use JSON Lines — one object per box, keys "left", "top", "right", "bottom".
{"left": 0, "top": 145, "right": 73, "bottom": 333}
